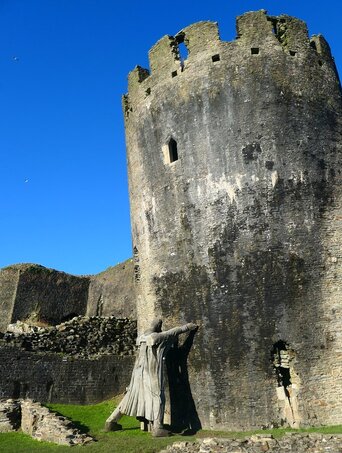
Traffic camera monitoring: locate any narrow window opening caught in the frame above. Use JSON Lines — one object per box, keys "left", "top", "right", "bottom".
{"left": 178, "top": 42, "right": 188, "bottom": 65}
{"left": 212, "top": 54, "right": 220, "bottom": 62}
{"left": 251, "top": 48, "right": 260, "bottom": 55}
{"left": 289, "top": 50, "right": 297, "bottom": 56}
{"left": 176, "top": 33, "right": 188, "bottom": 72}
{"left": 145, "top": 87, "right": 151, "bottom": 96}
{"left": 172, "top": 70, "right": 178, "bottom": 78}
{"left": 318, "top": 60, "right": 324, "bottom": 66}
{"left": 168, "top": 138, "right": 178, "bottom": 163}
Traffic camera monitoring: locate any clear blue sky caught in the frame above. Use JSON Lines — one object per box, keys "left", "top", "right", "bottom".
{"left": 0, "top": 0, "right": 341, "bottom": 275}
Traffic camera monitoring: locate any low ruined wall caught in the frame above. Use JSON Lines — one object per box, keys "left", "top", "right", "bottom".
{"left": 21, "top": 400, "right": 93, "bottom": 445}
{"left": 1, "top": 399, "right": 93, "bottom": 445}
{"left": 0, "top": 316, "right": 137, "bottom": 404}
{"left": 0, "top": 345, "right": 135, "bottom": 404}
{"left": 87, "top": 259, "right": 136, "bottom": 319}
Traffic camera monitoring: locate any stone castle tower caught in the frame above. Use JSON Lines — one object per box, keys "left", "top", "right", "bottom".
{"left": 123, "top": 11, "right": 342, "bottom": 430}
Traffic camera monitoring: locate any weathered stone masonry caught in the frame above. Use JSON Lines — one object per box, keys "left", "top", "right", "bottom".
{"left": 0, "top": 317, "right": 136, "bottom": 403}
{"left": 0, "top": 264, "right": 89, "bottom": 331}
{"left": 0, "top": 346, "right": 135, "bottom": 404}
{"left": 124, "top": 11, "right": 342, "bottom": 430}
{"left": 0, "top": 260, "right": 136, "bottom": 331}
{"left": 0, "top": 399, "right": 93, "bottom": 445}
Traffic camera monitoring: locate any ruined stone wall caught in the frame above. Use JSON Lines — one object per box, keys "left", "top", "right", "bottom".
{"left": 20, "top": 400, "right": 93, "bottom": 445}
{"left": 124, "top": 11, "right": 342, "bottom": 429}
{"left": 0, "top": 399, "right": 93, "bottom": 445}
{"left": 0, "top": 261, "right": 136, "bottom": 332}
{"left": 0, "top": 316, "right": 136, "bottom": 404}
{"left": 0, "top": 264, "right": 90, "bottom": 328}
{"left": 0, "top": 345, "right": 134, "bottom": 404}
{"left": 0, "top": 264, "right": 137, "bottom": 406}
{"left": 87, "top": 259, "right": 136, "bottom": 318}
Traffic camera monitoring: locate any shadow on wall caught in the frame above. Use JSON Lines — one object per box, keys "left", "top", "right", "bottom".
{"left": 166, "top": 329, "right": 202, "bottom": 434}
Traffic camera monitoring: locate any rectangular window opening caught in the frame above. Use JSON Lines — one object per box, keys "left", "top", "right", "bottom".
{"left": 168, "top": 138, "right": 178, "bottom": 163}
{"left": 172, "top": 70, "right": 178, "bottom": 78}
{"left": 212, "top": 54, "right": 220, "bottom": 62}
{"left": 251, "top": 48, "right": 260, "bottom": 55}
{"left": 289, "top": 50, "right": 297, "bottom": 56}
{"left": 145, "top": 88, "right": 151, "bottom": 96}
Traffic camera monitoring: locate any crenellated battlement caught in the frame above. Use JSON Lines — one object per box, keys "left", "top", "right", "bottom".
{"left": 236, "top": 10, "right": 310, "bottom": 51}
{"left": 123, "top": 10, "right": 338, "bottom": 111}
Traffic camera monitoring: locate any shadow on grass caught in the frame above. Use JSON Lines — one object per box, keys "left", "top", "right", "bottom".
{"left": 67, "top": 419, "right": 90, "bottom": 433}
{"left": 44, "top": 408, "right": 90, "bottom": 434}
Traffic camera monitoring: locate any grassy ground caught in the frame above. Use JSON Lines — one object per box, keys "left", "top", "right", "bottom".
{"left": 1, "top": 400, "right": 342, "bottom": 453}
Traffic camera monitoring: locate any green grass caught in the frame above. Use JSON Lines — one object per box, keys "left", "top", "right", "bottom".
{"left": 0, "top": 399, "right": 195, "bottom": 453}
{"left": 1, "top": 399, "right": 342, "bottom": 453}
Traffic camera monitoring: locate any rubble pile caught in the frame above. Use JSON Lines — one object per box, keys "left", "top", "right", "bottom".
{"left": 160, "top": 434, "right": 342, "bottom": 453}
{"left": 1, "top": 316, "right": 137, "bottom": 357}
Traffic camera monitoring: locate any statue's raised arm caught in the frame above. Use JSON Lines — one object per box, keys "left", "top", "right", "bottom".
{"left": 150, "top": 323, "right": 198, "bottom": 345}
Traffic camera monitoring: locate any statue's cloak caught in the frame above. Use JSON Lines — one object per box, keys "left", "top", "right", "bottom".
{"left": 117, "top": 326, "right": 187, "bottom": 422}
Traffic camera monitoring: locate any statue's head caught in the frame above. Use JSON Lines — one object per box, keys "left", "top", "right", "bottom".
{"left": 146, "top": 318, "right": 163, "bottom": 334}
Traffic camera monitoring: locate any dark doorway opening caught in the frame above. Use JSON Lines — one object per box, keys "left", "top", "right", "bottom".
{"left": 272, "top": 340, "right": 292, "bottom": 395}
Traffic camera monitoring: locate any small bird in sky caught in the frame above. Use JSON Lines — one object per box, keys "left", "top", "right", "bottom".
{"left": 25, "top": 179, "right": 29, "bottom": 183}
{"left": 12, "top": 56, "right": 19, "bottom": 62}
